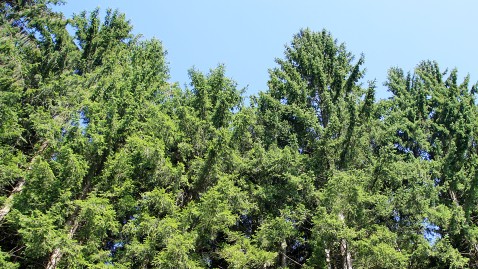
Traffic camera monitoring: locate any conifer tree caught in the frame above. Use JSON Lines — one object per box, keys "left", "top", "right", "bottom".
{"left": 2, "top": 2, "right": 478, "bottom": 268}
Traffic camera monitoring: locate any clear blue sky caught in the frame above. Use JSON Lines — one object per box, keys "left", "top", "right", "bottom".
{"left": 56, "top": 1, "right": 478, "bottom": 99}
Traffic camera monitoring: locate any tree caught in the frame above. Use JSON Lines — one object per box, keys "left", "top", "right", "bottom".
{"left": 2, "top": 2, "right": 478, "bottom": 268}
{"left": 256, "top": 28, "right": 378, "bottom": 268}
{"left": 382, "top": 61, "right": 478, "bottom": 267}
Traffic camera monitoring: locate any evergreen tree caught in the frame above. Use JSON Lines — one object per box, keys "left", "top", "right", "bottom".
{"left": 2, "top": 2, "right": 478, "bottom": 268}
{"left": 381, "top": 61, "right": 478, "bottom": 267}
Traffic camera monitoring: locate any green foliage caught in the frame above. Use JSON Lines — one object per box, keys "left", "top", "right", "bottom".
{"left": 220, "top": 234, "right": 277, "bottom": 268}
{"left": 433, "top": 236, "right": 469, "bottom": 269}
{"left": 16, "top": 157, "right": 59, "bottom": 211}
{"left": 354, "top": 225, "right": 408, "bottom": 269}
{"left": 76, "top": 196, "right": 119, "bottom": 246}
{"left": 0, "top": 247, "right": 18, "bottom": 269}
{"left": 2, "top": 1, "right": 478, "bottom": 268}
{"left": 152, "top": 232, "right": 200, "bottom": 269}
{"left": 188, "top": 65, "right": 243, "bottom": 129}
{"left": 12, "top": 209, "right": 63, "bottom": 259}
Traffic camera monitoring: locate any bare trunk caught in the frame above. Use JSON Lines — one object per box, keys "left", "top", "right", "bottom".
{"left": 339, "top": 213, "right": 353, "bottom": 269}
{"left": 47, "top": 146, "right": 106, "bottom": 268}
{"left": 346, "top": 247, "right": 353, "bottom": 269}
{"left": 280, "top": 240, "right": 287, "bottom": 268}
{"left": 46, "top": 216, "right": 79, "bottom": 269}
{"left": 46, "top": 160, "right": 96, "bottom": 269}
{"left": 0, "top": 142, "right": 48, "bottom": 222}
{"left": 325, "top": 247, "right": 332, "bottom": 269}
{"left": 449, "top": 189, "right": 459, "bottom": 206}
{"left": 340, "top": 238, "right": 353, "bottom": 269}
{"left": 0, "top": 179, "right": 25, "bottom": 222}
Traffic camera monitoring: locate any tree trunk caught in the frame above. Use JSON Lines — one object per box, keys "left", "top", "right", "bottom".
{"left": 325, "top": 247, "right": 332, "bottom": 269}
{"left": 0, "top": 142, "right": 49, "bottom": 222}
{"left": 46, "top": 151, "right": 105, "bottom": 269}
{"left": 449, "top": 189, "right": 459, "bottom": 206}
{"left": 0, "top": 179, "right": 25, "bottom": 222}
{"left": 340, "top": 238, "right": 353, "bottom": 269}
{"left": 339, "top": 213, "right": 353, "bottom": 269}
{"left": 46, "top": 181, "right": 90, "bottom": 269}
{"left": 46, "top": 216, "right": 79, "bottom": 269}
{"left": 280, "top": 240, "right": 287, "bottom": 268}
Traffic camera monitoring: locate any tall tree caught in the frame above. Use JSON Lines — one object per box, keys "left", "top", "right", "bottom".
{"left": 2, "top": 2, "right": 478, "bottom": 268}
{"left": 255, "top": 28, "right": 378, "bottom": 268}
{"left": 382, "top": 61, "right": 478, "bottom": 268}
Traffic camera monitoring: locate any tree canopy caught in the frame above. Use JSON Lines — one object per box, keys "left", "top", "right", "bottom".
{"left": 1, "top": 1, "right": 478, "bottom": 268}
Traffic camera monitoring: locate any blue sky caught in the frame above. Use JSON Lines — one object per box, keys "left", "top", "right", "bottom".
{"left": 56, "top": 1, "right": 478, "bottom": 99}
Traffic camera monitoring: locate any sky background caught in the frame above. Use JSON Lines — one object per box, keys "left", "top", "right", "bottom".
{"left": 56, "top": 1, "right": 478, "bottom": 100}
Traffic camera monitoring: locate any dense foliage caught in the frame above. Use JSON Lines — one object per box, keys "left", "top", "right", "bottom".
{"left": 1, "top": 1, "right": 478, "bottom": 268}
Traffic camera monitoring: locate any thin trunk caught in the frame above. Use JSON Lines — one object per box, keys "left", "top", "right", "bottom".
{"left": 449, "top": 189, "right": 459, "bottom": 206}
{"left": 340, "top": 238, "right": 353, "bottom": 269}
{"left": 46, "top": 181, "right": 90, "bottom": 269}
{"left": 0, "top": 142, "right": 48, "bottom": 222}
{"left": 46, "top": 150, "right": 106, "bottom": 269}
{"left": 46, "top": 217, "right": 79, "bottom": 269}
{"left": 339, "top": 213, "right": 353, "bottom": 269}
{"left": 0, "top": 179, "right": 25, "bottom": 222}
{"left": 280, "top": 240, "right": 287, "bottom": 268}
{"left": 45, "top": 183, "right": 89, "bottom": 268}
{"left": 325, "top": 247, "right": 332, "bottom": 269}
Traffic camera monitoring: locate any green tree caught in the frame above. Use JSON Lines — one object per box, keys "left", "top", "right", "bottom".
{"left": 256, "top": 28, "right": 377, "bottom": 268}
{"left": 381, "top": 61, "right": 478, "bottom": 268}
{"left": 3, "top": 2, "right": 478, "bottom": 268}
